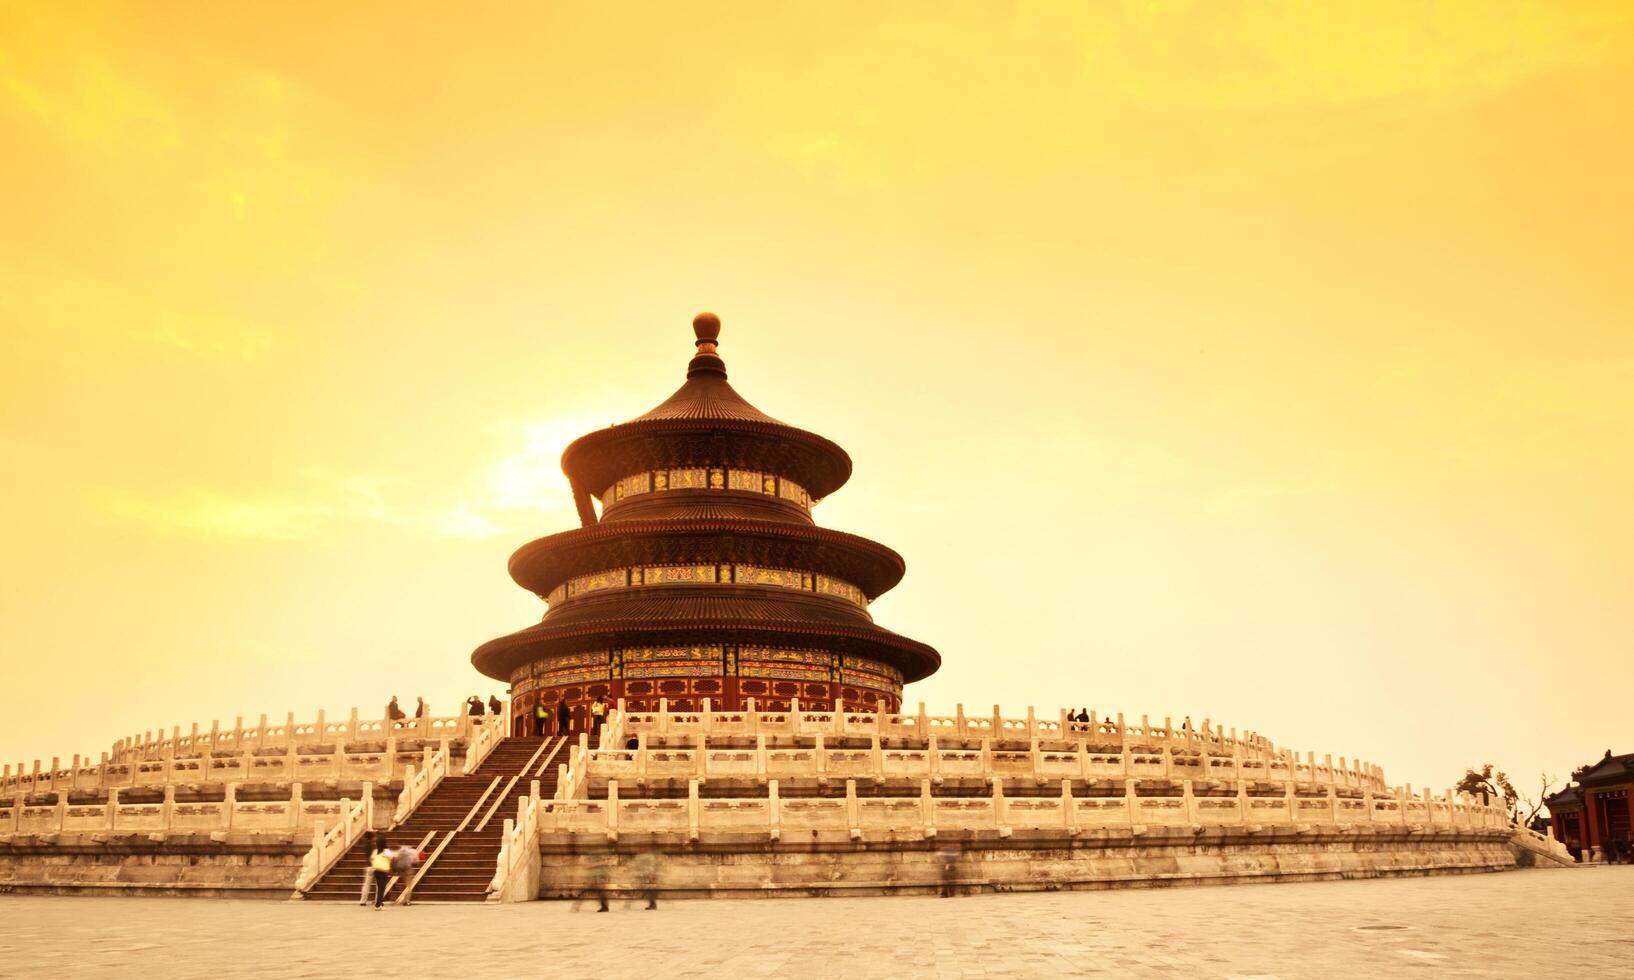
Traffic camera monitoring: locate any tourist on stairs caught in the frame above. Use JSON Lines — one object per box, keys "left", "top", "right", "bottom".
{"left": 590, "top": 695, "right": 607, "bottom": 742}
{"left": 534, "top": 700, "right": 547, "bottom": 736}
{"left": 366, "top": 832, "right": 391, "bottom": 910}
{"left": 487, "top": 694, "right": 502, "bottom": 715}
{"left": 556, "top": 697, "right": 571, "bottom": 737}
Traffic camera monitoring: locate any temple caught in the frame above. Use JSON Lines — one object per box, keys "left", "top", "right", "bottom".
{"left": 1543, "top": 750, "right": 1633, "bottom": 863}
{"left": 0, "top": 313, "right": 1579, "bottom": 900}
{"left": 472, "top": 314, "right": 939, "bottom": 729}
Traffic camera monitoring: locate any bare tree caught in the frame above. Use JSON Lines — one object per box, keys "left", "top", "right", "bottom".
{"left": 1520, "top": 772, "right": 1557, "bottom": 827}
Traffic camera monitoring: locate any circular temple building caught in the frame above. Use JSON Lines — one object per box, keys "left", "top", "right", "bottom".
{"left": 473, "top": 314, "right": 940, "bottom": 732}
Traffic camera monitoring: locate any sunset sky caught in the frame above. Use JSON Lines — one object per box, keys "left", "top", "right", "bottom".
{"left": 2, "top": 2, "right": 1631, "bottom": 797}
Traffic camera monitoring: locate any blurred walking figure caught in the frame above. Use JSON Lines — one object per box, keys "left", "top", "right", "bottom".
{"left": 572, "top": 859, "right": 610, "bottom": 912}
{"left": 556, "top": 697, "right": 571, "bottom": 736}
{"left": 534, "top": 700, "right": 548, "bottom": 736}
{"left": 936, "top": 840, "right": 964, "bottom": 898}
{"left": 413, "top": 697, "right": 427, "bottom": 719}
{"left": 632, "top": 850, "right": 659, "bottom": 910}
{"left": 366, "top": 832, "right": 391, "bottom": 909}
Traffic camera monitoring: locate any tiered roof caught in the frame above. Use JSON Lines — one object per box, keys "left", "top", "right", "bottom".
{"left": 471, "top": 314, "right": 940, "bottom": 686}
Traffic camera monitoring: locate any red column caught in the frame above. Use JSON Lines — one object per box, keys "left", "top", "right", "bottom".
{"left": 1585, "top": 791, "right": 1602, "bottom": 857}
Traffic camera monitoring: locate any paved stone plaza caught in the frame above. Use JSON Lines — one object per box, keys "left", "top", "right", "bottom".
{"left": 0, "top": 868, "right": 1627, "bottom": 978}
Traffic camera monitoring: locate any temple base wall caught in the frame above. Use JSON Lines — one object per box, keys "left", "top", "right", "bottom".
{"left": 0, "top": 834, "right": 307, "bottom": 898}
{"left": 535, "top": 826, "right": 1522, "bottom": 900}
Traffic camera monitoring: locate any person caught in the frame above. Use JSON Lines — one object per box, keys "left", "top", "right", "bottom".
{"left": 413, "top": 697, "right": 427, "bottom": 719}
{"left": 556, "top": 697, "right": 571, "bottom": 736}
{"left": 1077, "top": 708, "right": 1089, "bottom": 723}
{"left": 387, "top": 697, "right": 405, "bottom": 727}
{"left": 466, "top": 695, "right": 483, "bottom": 717}
{"left": 573, "top": 860, "right": 610, "bottom": 912}
{"left": 631, "top": 850, "right": 659, "bottom": 910}
{"left": 487, "top": 694, "right": 502, "bottom": 715}
{"left": 366, "top": 831, "right": 391, "bottom": 909}
{"left": 590, "top": 695, "right": 607, "bottom": 741}
{"left": 533, "top": 699, "right": 548, "bottom": 737}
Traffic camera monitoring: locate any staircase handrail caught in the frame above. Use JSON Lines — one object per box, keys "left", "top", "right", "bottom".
{"left": 392, "top": 739, "right": 450, "bottom": 825}
{"left": 292, "top": 789, "right": 373, "bottom": 895}
{"left": 488, "top": 794, "right": 543, "bottom": 902}
{"left": 596, "top": 709, "right": 625, "bottom": 750}
{"left": 461, "top": 717, "right": 503, "bottom": 776}
{"left": 553, "top": 739, "right": 590, "bottom": 801}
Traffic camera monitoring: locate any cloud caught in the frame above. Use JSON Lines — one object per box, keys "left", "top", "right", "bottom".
{"left": 98, "top": 490, "right": 331, "bottom": 541}
{"left": 95, "top": 414, "right": 601, "bottom": 542}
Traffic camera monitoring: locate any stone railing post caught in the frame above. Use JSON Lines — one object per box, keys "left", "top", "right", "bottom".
{"left": 701, "top": 698, "right": 713, "bottom": 733}
{"left": 845, "top": 778, "right": 860, "bottom": 840}
{"left": 917, "top": 702, "right": 928, "bottom": 738}
{"left": 54, "top": 791, "right": 67, "bottom": 832}
{"left": 1182, "top": 778, "right": 1198, "bottom": 825}
{"left": 606, "top": 780, "right": 619, "bottom": 841}
{"left": 1061, "top": 778, "right": 1077, "bottom": 834}
{"left": 658, "top": 699, "right": 669, "bottom": 735}
{"left": 348, "top": 707, "right": 360, "bottom": 741}
{"left": 927, "top": 735, "right": 939, "bottom": 779}
{"left": 363, "top": 780, "right": 375, "bottom": 828}
{"left": 224, "top": 782, "right": 238, "bottom": 829}
{"left": 106, "top": 787, "right": 119, "bottom": 831}
{"left": 920, "top": 779, "right": 936, "bottom": 838}
{"left": 1124, "top": 778, "right": 1139, "bottom": 824}
{"left": 768, "top": 779, "right": 781, "bottom": 840}
{"left": 1026, "top": 705, "right": 1037, "bottom": 738}
{"left": 687, "top": 778, "right": 700, "bottom": 842}
{"left": 815, "top": 734, "right": 827, "bottom": 777}
{"left": 289, "top": 782, "right": 303, "bottom": 830}
{"left": 161, "top": 784, "right": 176, "bottom": 831}
{"left": 992, "top": 778, "right": 1010, "bottom": 837}
{"left": 756, "top": 734, "right": 768, "bottom": 781}
{"left": 955, "top": 703, "right": 966, "bottom": 737}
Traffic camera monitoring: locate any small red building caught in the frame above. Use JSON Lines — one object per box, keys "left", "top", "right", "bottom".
{"left": 1544, "top": 751, "right": 1633, "bottom": 862}
{"left": 472, "top": 314, "right": 940, "bottom": 734}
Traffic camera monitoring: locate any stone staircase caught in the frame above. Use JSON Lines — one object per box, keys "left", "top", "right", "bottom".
{"left": 303, "top": 734, "right": 563, "bottom": 904}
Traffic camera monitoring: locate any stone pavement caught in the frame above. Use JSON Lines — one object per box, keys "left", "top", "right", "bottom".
{"left": 1, "top": 868, "right": 1629, "bottom": 979}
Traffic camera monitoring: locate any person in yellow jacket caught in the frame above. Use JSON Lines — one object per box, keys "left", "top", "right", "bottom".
{"left": 590, "top": 695, "right": 608, "bottom": 742}
{"left": 366, "top": 832, "right": 391, "bottom": 909}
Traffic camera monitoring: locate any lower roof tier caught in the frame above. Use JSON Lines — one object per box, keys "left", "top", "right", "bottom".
{"left": 471, "top": 587, "right": 940, "bottom": 685}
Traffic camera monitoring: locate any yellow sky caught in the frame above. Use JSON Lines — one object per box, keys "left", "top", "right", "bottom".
{"left": 2, "top": 2, "right": 1631, "bottom": 795}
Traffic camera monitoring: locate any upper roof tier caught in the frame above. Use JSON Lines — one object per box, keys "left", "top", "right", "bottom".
{"left": 560, "top": 315, "right": 854, "bottom": 518}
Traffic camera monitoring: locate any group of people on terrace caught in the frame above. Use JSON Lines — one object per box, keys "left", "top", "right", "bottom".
{"left": 527, "top": 694, "right": 609, "bottom": 740}
{"left": 383, "top": 695, "right": 503, "bottom": 726}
